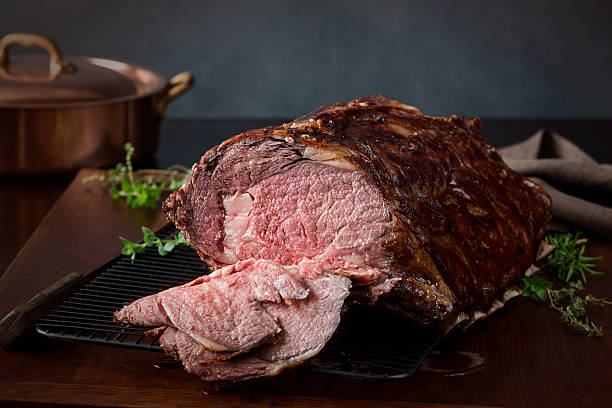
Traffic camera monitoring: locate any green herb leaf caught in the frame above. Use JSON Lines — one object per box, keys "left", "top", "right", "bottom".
{"left": 157, "top": 243, "right": 168, "bottom": 256}
{"left": 584, "top": 294, "right": 612, "bottom": 307}
{"left": 141, "top": 227, "right": 156, "bottom": 245}
{"left": 118, "top": 236, "right": 146, "bottom": 261}
{"left": 523, "top": 232, "right": 609, "bottom": 338}
{"left": 119, "top": 227, "right": 192, "bottom": 262}
{"left": 569, "top": 280, "right": 584, "bottom": 290}
{"left": 543, "top": 232, "right": 602, "bottom": 284}
{"left": 83, "top": 143, "right": 191, "bottom": 209}
{"left": 163, "top": 241, "right": 177, "bottom": 252}
{"left": 547, "top": 285, "right": 609, "bottom": 337}
{"left": 522, "top": 275, "right": 553, "bottom": 301}
{"left": 174, "top": 232, "right": 189, "bottom": 245}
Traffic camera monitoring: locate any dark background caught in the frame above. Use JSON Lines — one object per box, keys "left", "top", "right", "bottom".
{"left": 2, "top": 0, "right": 612, "bottom": 119}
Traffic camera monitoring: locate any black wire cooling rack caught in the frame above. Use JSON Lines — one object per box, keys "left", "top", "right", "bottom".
{"left": 36, "top": 227, "right": 439, "bottom": 380}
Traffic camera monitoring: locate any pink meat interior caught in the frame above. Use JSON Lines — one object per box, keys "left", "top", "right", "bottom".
{"left": 215, "top": 159, "right": 388, "bottom": 273}
{"left": 119, "top": 258, "right": 352, "bottom": 381}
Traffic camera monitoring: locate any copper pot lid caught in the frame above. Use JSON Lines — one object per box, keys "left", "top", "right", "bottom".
{"left": 0, "top": 33, "right": 167, "bottom": 108}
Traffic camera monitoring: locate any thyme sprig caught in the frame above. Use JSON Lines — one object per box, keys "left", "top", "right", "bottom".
{"left": 83, "top": 143, "right": 191, "bottom": 209}
{"left": 522, "top": 232, "right": 609, "bottom": 337}
{"left": 547, "top": 281, "right": 612, "bottom": 337}
{"left": 119, "top": 226, "right": 191, "bottom": 261}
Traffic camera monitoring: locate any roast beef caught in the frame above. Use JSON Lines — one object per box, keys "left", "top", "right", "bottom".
{"left": 118, "top": 95, "right": 551, "bottom": 382}
{"left": 116, "top": 259, "right": 351, "bottom": 379}
{"left": 154, "top": 265, "right": 351, "bottom": 381}
{"left": 163, "top": 95, "right": 551, "bottom": 329}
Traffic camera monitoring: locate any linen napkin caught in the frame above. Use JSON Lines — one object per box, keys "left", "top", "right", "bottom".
{"left": 498, "top": 129, "right": 612, "bottom": 239}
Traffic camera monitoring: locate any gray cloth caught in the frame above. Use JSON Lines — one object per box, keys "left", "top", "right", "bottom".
{"left": 499, "top": 129, "right": 612, "bottom": 239}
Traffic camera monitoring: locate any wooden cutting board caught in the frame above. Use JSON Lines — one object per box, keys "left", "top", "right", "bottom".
{"left": 0, "top": 168, "right": 611, "bottom": 408}
{"left": 0, "top": 169, "right": 168, "bottom": 320}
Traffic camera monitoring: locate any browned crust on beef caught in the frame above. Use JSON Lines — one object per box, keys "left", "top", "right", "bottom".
{"left": 164, "top": 95, "right": 552, "bottom": 331}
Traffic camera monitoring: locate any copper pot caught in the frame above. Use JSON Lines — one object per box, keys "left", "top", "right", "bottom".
{"left": 0, "top": 33, "right": 193, "bottom": 176}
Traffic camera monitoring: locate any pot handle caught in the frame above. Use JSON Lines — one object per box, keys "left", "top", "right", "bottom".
{"left": 0, "top": 33, "right": 75, "bottom": 82}
{"left": 155, "top": 71, "right": 194, "bottom": 117}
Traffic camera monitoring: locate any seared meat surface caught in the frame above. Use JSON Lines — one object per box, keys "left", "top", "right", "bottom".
{"left": 164, "top": 95, "right": 551, "bottom": 328}
{"left": 118, "top": 95, "right": 551, "bottom": 381}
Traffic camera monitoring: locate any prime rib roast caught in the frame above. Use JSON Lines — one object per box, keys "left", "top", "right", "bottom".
{"left": 115, "top": 95, "right": 552, "bottom": 382}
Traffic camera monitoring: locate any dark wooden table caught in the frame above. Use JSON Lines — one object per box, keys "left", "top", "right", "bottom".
{"left": 1, "top": 119, "right": 611, "bottom": 407}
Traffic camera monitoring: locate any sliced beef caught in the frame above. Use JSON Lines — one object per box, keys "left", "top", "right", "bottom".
{"left": 115, "top": 260, "right": 316, "bottom": 351}
{"left": 163, "top": 95, "right": 552, "bottom": 330}
{"left": 157, "top": 270, "right": 350, "bottom": 381}
{"left": 160, "top": 328, "right": 277, "bottom": 381}
{"left": 117, "top": 259, "right": 351, "bottom": 381}
{"left": 115, "top": 259, "right": 312, "bottom": 351}
{"left": 158, "top": 326, "right": 245, "bottom": 365}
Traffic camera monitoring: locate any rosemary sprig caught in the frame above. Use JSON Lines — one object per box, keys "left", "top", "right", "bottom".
{"left": 83, "top": 143, "right": 191, "bottom": 209}
{"left": 119, "top": 226, "right": 191, "bottom": 261}
{"left": 543, "top": 232, "right": 602, "bottom": 283}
